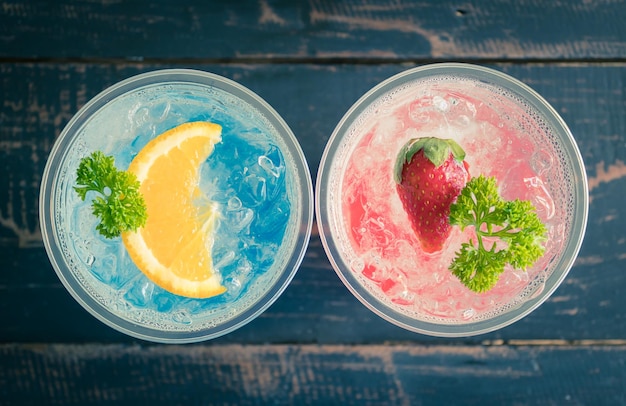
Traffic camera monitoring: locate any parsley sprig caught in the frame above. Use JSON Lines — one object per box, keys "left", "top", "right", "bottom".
{"left": 448, "top": 175, "right": 547, "bottom": 293}
{"left": 74, "top": 151, "right": 147, "bottom": 239}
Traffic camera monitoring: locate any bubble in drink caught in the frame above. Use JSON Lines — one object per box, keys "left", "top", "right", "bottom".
{"left": 317, "top": 64, "right": 588, "bottom": 336}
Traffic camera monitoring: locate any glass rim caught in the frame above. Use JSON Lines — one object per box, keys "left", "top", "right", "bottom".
{"left": 315, "top": 62, "right": 589, "bottom": 337}
{"left": 40, "top": 68, "right": 314, "bottom": 343}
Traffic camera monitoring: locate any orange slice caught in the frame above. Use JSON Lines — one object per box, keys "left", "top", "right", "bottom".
{"left": 121, "top": 121, "right": 226, "bottom": 298}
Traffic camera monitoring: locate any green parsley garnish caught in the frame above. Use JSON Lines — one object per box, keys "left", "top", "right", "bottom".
{"left": 448, "top": 175, "right": 547, "bottom": 293}
{"left": 74, "top": 151, "right": 147, "bottom": 239}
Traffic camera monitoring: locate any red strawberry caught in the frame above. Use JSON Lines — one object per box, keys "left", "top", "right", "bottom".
{"left": 394, "top": 137, "right": 470, "bottom": 253}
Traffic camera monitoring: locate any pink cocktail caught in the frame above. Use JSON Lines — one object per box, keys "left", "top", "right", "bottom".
{"left": 316, "top": 63, "right": 588, "bottom": 336}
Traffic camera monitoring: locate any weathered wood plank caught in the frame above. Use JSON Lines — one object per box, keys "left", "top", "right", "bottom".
{"left": 0, "top": 63, "right": 625, "bottom": 343}
{"left": 1, "top": 0, "right": 626, "bottom": 61}
{"left": 0, "top": 343, "right": 624, "bottom": 405}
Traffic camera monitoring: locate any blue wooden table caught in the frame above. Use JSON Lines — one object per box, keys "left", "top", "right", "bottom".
{"left": 1, "top": 1, "right": 625, "bottom": 404}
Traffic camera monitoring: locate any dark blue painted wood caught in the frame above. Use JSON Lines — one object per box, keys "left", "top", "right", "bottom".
{"left": 0, "top": 63, "right": 624, "bottom": 343}
{"left": 1, "top": 0, "right": 625, "bottom": 61}
{"left": 1, "top": 0, "right": 625, "bottom": 404}
{"left": 1, "top": 343, "right": 624, "bottom": 405}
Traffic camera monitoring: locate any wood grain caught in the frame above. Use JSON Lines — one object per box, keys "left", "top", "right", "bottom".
{"left": 1, "top": 343, "right": 624, "bottom": 405}
{"left": 1, "top": 0, "right": 625, "bottom": 61}
{"left": 0, "top": 63, "right": 624, "bottom": 343}
{"left": 2, "top": 1, "right": 625, "bottom": 403}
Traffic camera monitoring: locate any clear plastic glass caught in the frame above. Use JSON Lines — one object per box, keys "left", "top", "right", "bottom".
{"left": 40, "top": 69, "right": 314, "bottom": 343}
{"left": 316, "top": 63, "right": 588, "bottom": 337}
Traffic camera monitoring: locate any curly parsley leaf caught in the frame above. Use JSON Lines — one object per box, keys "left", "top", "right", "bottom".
{"left": 448, "top": 175, "right": 547, "bottom": 293}
{"left": 74, "top": 151, "right": 147, "bottom": 239}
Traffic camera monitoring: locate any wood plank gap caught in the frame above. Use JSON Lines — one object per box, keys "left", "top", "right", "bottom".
{"left": 1, "top": 56, "right": 626, "bottom": 66}
{"left": 482, "top": 339, "right": 626, "bottom": 347}
{"left": 3, "top": 340, "right": 626, "bottom": 348}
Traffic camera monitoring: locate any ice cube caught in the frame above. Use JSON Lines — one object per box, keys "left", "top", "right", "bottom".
{"left": 240, "top": 174, "right": 267, "bottom": 206}
{"left": 251, "top": 197, "right": 290, "bottom": 239}
{"left": 223, "top": 206, "right": 254, "bottom": 234}
{"left": 258, "top": 155, "right": 281, "bottom": 178}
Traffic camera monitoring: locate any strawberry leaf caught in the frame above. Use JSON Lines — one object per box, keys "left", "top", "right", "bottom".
{"left": 394, "top": 137, "right": 465, "bottom": 183}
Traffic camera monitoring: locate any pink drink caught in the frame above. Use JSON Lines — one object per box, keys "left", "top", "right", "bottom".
{"left": 317, "top": 64, "right": 587, "bottom": 335}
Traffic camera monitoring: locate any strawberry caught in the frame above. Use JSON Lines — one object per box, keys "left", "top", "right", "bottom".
{"left": 394, "top": 137, "right": 470, "bottom": 253}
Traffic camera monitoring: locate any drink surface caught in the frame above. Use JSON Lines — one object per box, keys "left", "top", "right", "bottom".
{"left": 53, "top": 82, "right": 299, "bottom": 333}
{"left": 331, "top": 75, "right": 573, "bottom": 324}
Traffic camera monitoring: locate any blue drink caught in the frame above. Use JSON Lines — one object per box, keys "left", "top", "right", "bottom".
{"left": 40, "top": 70, "right": 313, "bottom": 343}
